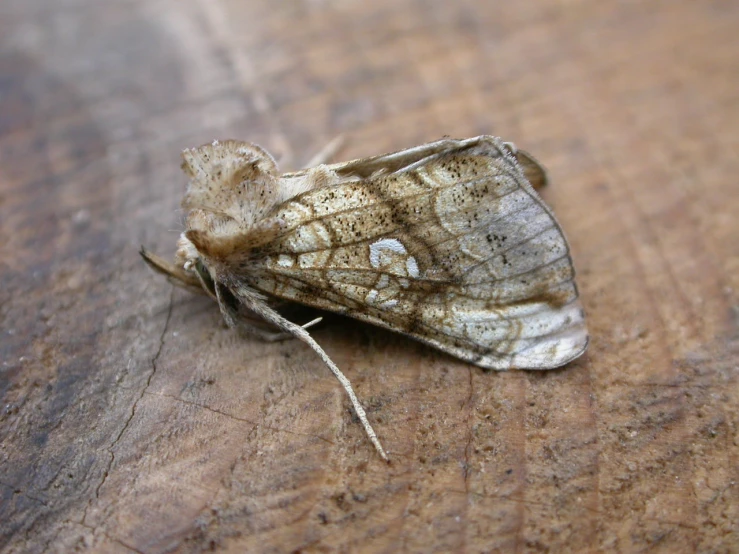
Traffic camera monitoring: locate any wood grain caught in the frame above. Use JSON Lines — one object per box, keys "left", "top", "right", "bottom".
{"left": 1, "top": 1, "right": 737, "bottom": 552}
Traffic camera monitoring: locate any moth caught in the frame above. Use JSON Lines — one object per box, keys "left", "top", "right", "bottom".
{"left": 142, "top": 135, "right": 588, "bottom": 461}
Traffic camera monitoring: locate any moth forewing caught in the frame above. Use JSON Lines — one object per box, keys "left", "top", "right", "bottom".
{"left": 143, "top": 135, "right": 588, "bottom": 460}
{"left": 253, "top": 136, "right": 587, "bottom": 367}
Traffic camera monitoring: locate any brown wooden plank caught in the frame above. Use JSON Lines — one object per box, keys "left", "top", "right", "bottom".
{"left": 1, "top": 1, "right": 738, "bottom": 552}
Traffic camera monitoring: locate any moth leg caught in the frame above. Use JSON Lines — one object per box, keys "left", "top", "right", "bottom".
{"left": 302, "top": 135, "right": 345, "bottom": 168}
{"left": 234, "top": 285, "right": 388, "bottom": 461}
{"left": 190, "top": 261, "right": 220, "bottom": 303}
{"left": 234, "top": 315, "right": 324, "bottom": 343}
{"left": 214, "top": 283, "right": 323, "bottom": 341}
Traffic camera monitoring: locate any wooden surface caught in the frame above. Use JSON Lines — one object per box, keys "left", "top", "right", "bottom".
{"left": 1, "top": 1, "right": 738, "bottom": 552}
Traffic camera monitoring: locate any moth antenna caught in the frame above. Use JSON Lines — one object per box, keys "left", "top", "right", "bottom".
{"left": 235, "top": 287, "right": 389, "bottom": 461}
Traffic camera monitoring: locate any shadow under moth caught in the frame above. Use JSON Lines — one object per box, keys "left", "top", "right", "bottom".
{"left": 141, "top": 135, "right": 588, "bottom": 461}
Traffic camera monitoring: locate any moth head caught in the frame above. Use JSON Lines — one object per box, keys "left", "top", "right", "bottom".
{"left": 170, "top": 231, "right": 219, "bottom": 295}
{"left": 177, "top": 209, "right": 247, "bottom": 267}
{"left": 175, "top": 231, "right": 201, "bottom": 271}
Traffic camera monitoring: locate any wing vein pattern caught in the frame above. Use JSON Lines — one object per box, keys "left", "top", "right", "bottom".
{"left": 244, "top": 137, "right": 587, "bottom": 369}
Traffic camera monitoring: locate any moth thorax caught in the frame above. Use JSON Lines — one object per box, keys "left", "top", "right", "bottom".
{"left": 181, "top": 140, "right": 281, "bottom": 229}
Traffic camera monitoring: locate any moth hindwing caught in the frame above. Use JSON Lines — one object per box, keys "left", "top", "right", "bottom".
{"left": 142, "top": 135, "right": 588, "bottom": 461}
